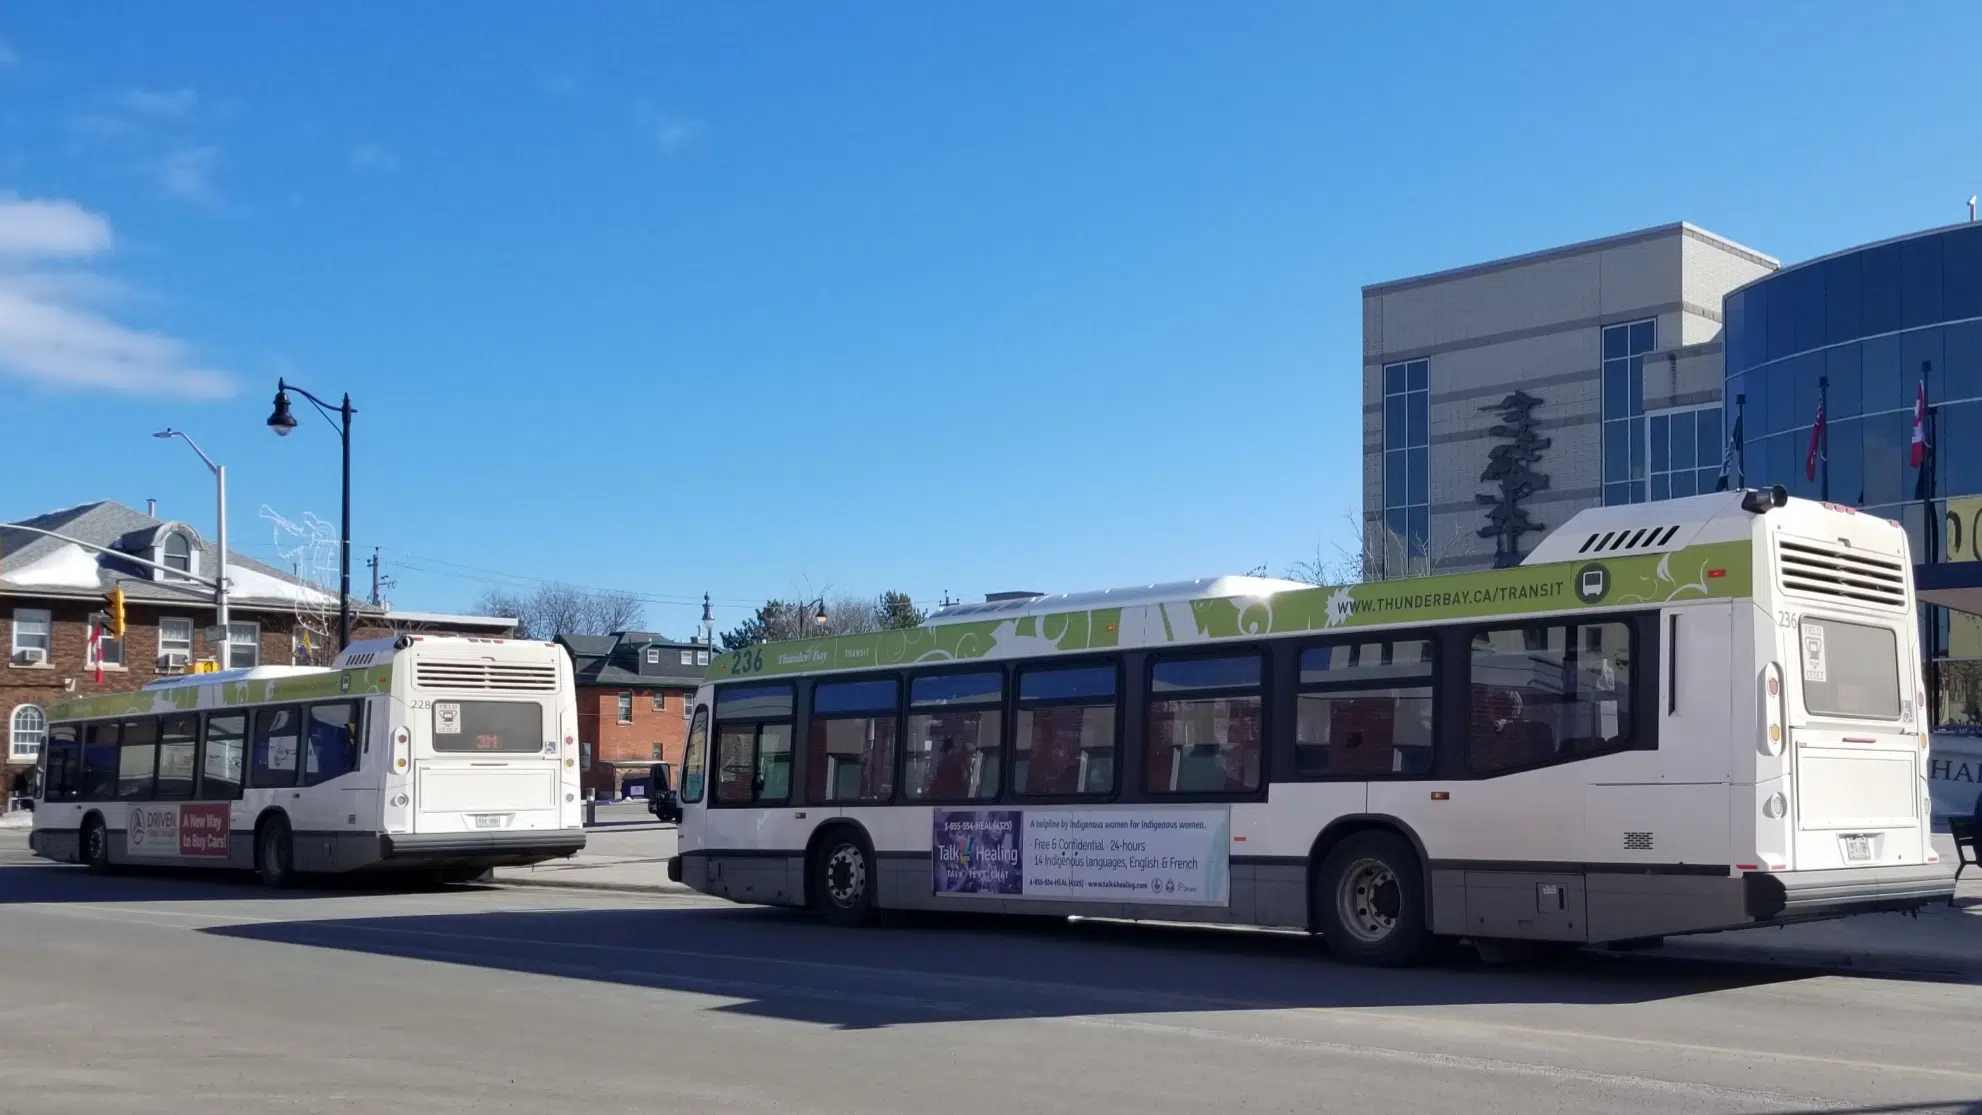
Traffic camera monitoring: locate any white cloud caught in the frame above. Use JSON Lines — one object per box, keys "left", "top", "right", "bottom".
{"left": 0, "top": 198, "right": 112, "bottom": 257}
{"left": 155, "top": 146, "right": 219, "bottom": 203}
{"left": 633, "top": 99, "right": 701, "bottom": 153}
{"left": 116, "top": 88, "right": 198, "bottom": 118}
{"left": 0, "top": 195, "right": 235, "bottom": 398}
{"left": 350, "top": 142, "right": 399, "bottom": 173}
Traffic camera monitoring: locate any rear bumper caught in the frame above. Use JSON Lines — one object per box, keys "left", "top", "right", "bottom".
{"left": 380, "top": 828, "right": 586, "bottom": 867}
{"left": 1744, "top": 862, "right": 1955, "bottom": 920}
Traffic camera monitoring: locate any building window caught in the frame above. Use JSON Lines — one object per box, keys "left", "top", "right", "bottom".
{"left": 680, "top": 649, "right": 694, "bottom": 666}
{"left": 1648, "top": 404, "right": 1725, "bottom": 501}
{"left": 158, "top": 617, "right": 194, "bottom": 662}
{"left": 9, "top": 705, "right": 45, "bottom": 761}
{"left": 87, "top": 612, "right": 125, "bottom": 669}
{"left": 696, "top": 650, "right": 710, "bottom": 666}
{"left": 11, "top": 608, "right": 51, "bottom": 665}
{"left": 162, "top": 532, "right": 192, "bottom": 575}
{"left": 1381, "top": 358, "right": 1431, "bottom": 578}
{"left": 652, "top": 692, "right": 666, "bottom": 712}
{"left": 645, "top": 648, "right": 661, "bottom": 665}
{"left": 617, "top": 692, "right": 633, "bottom": 723}
{"left": 227, "top": 622, "right": 260, "bottom": 669}
{"left": 1602, "top": 319, "right": 1656, "bottom": 504}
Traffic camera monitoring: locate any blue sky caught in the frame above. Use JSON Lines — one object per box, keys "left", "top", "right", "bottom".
{"left": 2, "top": 3, "right": 1980, "bottom": 637}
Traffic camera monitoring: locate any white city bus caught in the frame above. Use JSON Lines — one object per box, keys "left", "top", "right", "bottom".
{"left": 669, "top": 489, "right": 1953, "bottom": 964}
{"left": 30, "top": 634, "right": 585, "bottom": 885}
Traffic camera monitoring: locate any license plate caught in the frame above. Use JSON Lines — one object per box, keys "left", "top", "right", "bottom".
{"left": 1843, "top": 835, "right": 1873, "bottom": 862}
{"left": 472, "top": 814, "right": 507, "bottom": 830}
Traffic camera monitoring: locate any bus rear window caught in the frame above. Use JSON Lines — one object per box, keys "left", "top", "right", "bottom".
{"left": 1799, "top": 618, "right": 1901, "bottom": 720}
{"left": 432, "top": 701, "right": 544, "bottom": 753}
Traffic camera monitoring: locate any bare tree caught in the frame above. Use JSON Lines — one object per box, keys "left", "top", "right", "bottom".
{"left": 1287, "top": 511, "right": 1462, "bottom": 586}
{"left": 473, "top": 584, "right": 650, "bottom": 640}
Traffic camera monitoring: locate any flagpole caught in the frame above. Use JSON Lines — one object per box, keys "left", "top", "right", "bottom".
{"left": 1736, "top": 392, "right": 1746, "bottom": 487}
{"left": 1818, "top": 375, "right": 1830, "bottom": 502}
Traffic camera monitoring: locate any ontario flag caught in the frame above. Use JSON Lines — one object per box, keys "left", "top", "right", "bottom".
{"left": 1911, "top": 380, "right": 1929, "bottom": 467}
{"left": 1805, "top": 396, "right": 1826, "bottom": 481}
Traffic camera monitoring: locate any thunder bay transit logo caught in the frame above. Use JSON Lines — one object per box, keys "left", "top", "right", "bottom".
{"left": 1575, "top": 563, "right": 1610, "bottom": 605}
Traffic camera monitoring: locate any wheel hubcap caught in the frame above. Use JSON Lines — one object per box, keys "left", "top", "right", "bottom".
{"left": 1337, "top": 858, "right": 1402, "bottom": 944}
{"left": 88, "top": 828, "right": 103, "bottom": 861}
{"left": 825, "top": 845, "right": 865, "bottom": 907}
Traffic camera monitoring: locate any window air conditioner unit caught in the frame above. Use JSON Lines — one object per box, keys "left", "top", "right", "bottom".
{"left": 160, "top": 651, "right": 190, "bottom": 670}
{"left": 16, "top": 648, "right": 46, "bottom": 666}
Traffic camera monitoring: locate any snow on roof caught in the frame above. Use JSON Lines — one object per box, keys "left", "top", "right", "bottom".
{"left": 225, "top": 563, "right": 336, "bottom": 606}
{"left": 2, "top": 543, "right": 102, "bottom": 589}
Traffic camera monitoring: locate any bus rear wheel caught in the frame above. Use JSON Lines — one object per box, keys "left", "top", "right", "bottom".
{"left": 257, "top": 818, "right": 296, "bottom": 890}
{"left": 1315, "top": 831, "right": 1430, "bottom": 967}
{"left": 813, "top": 831, "right": 876, "bottom": 928}
{"left": 82, "top": 817, "right": 111, "bottom": 873}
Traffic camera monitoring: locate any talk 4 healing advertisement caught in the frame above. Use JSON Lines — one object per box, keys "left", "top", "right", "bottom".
{"left": 933, "top": 807, "right": 1231, "bottom": 906}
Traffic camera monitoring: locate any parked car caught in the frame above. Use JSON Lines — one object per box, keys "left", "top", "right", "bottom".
{"left": 646, "top": 762, "right": 680, "bottom": 824}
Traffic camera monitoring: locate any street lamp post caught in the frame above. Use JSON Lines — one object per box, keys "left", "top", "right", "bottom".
{"left": 266, "top": 380, "right": 355, "bottom": 650}
{"left": 152, "top": 429, "right": 231, "bottom": 644}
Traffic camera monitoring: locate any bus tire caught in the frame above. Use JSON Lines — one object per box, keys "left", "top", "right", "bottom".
{"left": 82, "top": 815, "right": 112, "bottom": 873}
{"left": 257, "top": 816, "right": 296, "bottom": 890}
{"left": 1315, "top": 831, "right": 1430, "bottom": 967}
{"left": 812, "top": 829, "right": 876, "bottom": 928}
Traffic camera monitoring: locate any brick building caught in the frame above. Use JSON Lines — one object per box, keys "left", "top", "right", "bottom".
{"left": 2, "top": 501, "right": 514, "bottom": 806}
{"left": 558, "top": 631, "right": 709, "bottom": 798}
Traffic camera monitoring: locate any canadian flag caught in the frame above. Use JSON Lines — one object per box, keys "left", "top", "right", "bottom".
{"left": 1911, "top": 380, "right": 1928, "bottom": 468}
{"left": 88, "top": 622, "right": 103, "bottom": 683}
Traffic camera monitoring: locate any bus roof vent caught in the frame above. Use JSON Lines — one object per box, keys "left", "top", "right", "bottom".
{"left": 1522, "top": 492, "right": 1741, "bottom": 567}
{"left": 1776, "top": 537, "right": 1908, "bottom": 611}
{"left": 414, "top": 659, "right": 559, "bottom": 692}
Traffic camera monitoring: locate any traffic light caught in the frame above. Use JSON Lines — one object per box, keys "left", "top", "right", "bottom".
{"left": 104, "top": 586, "right": 126, "bottom": 640}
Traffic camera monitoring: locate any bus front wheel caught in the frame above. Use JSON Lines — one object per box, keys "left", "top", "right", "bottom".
{"left": 257, "top": 817, "right": 296, "bottom": 890}
{"left": 813, "top": 831, "right": 876, "bottom": 928}
{"left": 1315, "top": 831, "right": 1430, "bottom": 967}
{"left": 82, "top": 817, "right": 111, "bottom": 873}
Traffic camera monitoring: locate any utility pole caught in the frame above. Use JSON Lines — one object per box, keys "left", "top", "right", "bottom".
{"left": 368, "top": 547, "right": 382, "bottom": 607}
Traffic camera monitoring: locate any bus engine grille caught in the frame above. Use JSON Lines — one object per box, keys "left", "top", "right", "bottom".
{"left": 413, "top": 660, "right": 560, "bottom": 692}
{"left": 1776, "top": 539, "right": 1907, "bottom": 611}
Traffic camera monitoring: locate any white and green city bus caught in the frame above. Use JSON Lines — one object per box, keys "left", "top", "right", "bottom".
{"left": 30, "top": 634, "right": 586, "bottom": 885}
{"left": 669, "top": 489, "right": 1953, "bottom": 964}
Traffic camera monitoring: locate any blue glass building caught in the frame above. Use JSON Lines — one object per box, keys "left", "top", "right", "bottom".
{"left": 1724, "top": 221, "right": 1982, "bottom": 729}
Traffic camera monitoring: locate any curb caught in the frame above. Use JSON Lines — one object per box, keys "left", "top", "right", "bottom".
{"left": 491, "top": 874, "right": 693, "bottom": 896}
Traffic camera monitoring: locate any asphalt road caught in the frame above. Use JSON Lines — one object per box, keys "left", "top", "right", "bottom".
{"left": 1, "top": 839, "right": 1979, "bottom": 1115}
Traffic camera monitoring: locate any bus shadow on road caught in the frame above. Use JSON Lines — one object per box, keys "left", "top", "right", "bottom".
{"left": 194, "top": 901, "right": 1889, "bottom": 1027}
{"left": 0, "top": 864, "right": 464, "bottom": 904}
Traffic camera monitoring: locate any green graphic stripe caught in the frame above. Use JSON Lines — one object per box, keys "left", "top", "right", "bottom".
{"left": 707, "top": 542, "right": 1754, "bottom": 682}
{"left": 50, "top": 664, "right": 395, "bottom": 723}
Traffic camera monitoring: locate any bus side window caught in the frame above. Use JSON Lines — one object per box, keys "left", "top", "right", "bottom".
{"left": 42, "top": 726, "right": 79, "bottom": 803}
{"left": 201, "top": 713, "right": 247, "bottom": 800}
{"left": 304, "top": 702, "right": 360, "bottom": 786}
{"left": 81, "top": 722, "right": 120, "bottom": 802}
{"left": 250, "top": 707, "right": 302, "bottom": 790}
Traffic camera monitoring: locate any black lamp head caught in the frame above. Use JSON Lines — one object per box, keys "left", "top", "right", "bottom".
{"left": 266, "top": 390, "right": 298, "bottom": 437}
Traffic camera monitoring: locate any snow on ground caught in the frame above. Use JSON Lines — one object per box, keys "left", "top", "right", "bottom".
{"left": 0, "top": 810, "right": 35, "bottom": 829}
{"left": 3, "top": 543, "right": 101, "bottom": 589}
